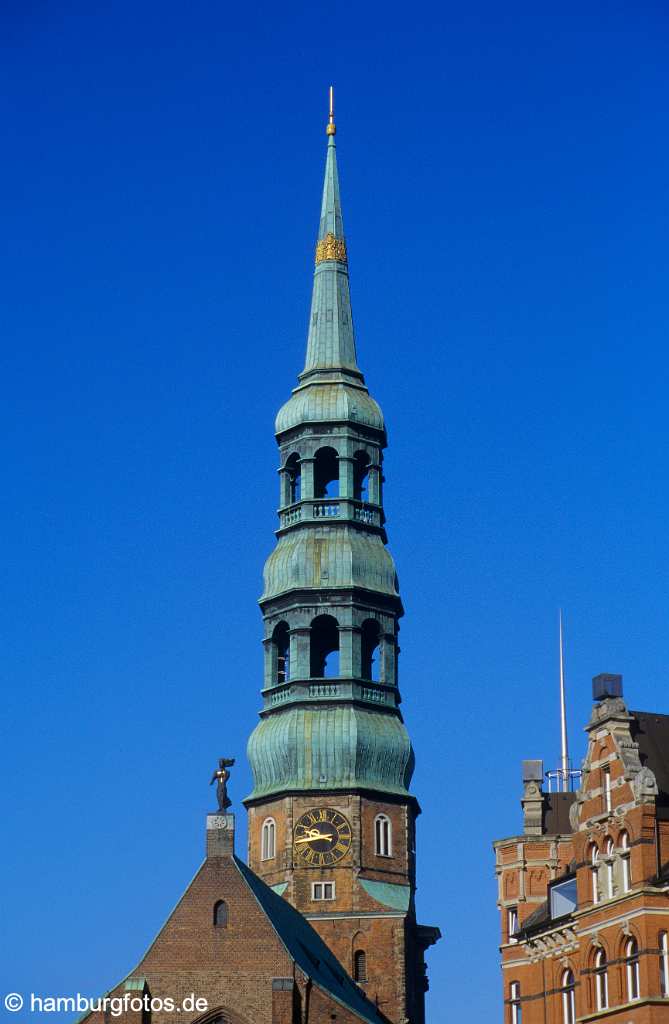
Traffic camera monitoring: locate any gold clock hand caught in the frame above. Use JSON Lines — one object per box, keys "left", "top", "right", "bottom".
{"left": 294, "top": 831, "right": 331, "bottom": 844}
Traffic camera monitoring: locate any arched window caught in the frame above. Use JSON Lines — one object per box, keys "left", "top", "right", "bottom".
{"left": 273, "top": 622, "right": 290, "bottom": 684}
{"left": 605, "top": 837, "right": 614, "bottom": 899}
{"left": 595, "top": 949, "right": 608, "bottom": 1010}
{"left": 620, "top": 831, "right": 631, "bottom": 893}
{"left": 213, "top": 900, "right": 228, "bottom": 928}
{"left": 590, "top": 843, "right": 600, "bottom": 905}
{"left": 509, "top": 981, "right": 522, "bottom": 1024}
{"left": 626, "top": 937, "right": 640, "bottom": 1000}
{"left": 374, "top": 814, "right": 392, "bottom": 857}
{"left": 310, "top": 614, "right": 340, "bottom": 678}
{"left": 353, "top": 451, "right": 370, "bottom": 501}
{"left": 353, "top": 950, "right": 368, "bottom": 983}
{"left": 285, "top": 453, "right": 301, "bottom": 504}
{"left": 561, "top": 969, "right": 575, "bottom": 1024}
{"left": 659, "top": 931, "right": 669, "bottom": 997}
{"left": 261, "top": 818, "right": 276, "bottom": 860}
{"left": 361, "top": 619, "right": 380, "bottom": 681}
{"left": 314, "top": 446, "right": 339, "bottom": 498}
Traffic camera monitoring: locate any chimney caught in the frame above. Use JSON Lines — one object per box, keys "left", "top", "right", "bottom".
{"left": 592, "top": 673, "right": 623, "bottom": 702}
{"left": 521, "top": 760, "right": 544, "bottom": 836}
{"left": 206, "top": 812, "right": 235, "bottom": 858}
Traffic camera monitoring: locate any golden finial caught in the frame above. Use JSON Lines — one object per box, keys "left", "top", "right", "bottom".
{"left": 326, "top": 85, "right": 336, "bottom": 136}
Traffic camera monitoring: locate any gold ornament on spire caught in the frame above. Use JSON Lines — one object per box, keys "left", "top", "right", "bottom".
{"left": 315, "top": 232, "right": 347, "bottom": 264}
{"left": 326, "top": 84, "right": 336, "bottom": 136}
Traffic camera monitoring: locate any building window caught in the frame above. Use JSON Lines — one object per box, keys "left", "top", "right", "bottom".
{"left": 605, "top": 837, "right": 614, "bottom": 899}
{"left": 314, "top": 446, "right": 339, "bottom": 498}
{"left": 213, "top": 900, "right": 228, "bottom": 928}
{"left": 626, "top": 937, "right": 640, "bottom": 1001}
{"left": 273, "top": 622, "right": 290, "bottom": 684}
{"left": 590, "top": 844, "right": 600, "bottom": 905}
{"left": 353, "top": 950, "right": 368, "bottom": 983}
{"left": 285, "top": 452, "right": 301, "bottom": 504}
{"left": 595, "top": 949, "right": 608, "bottom": 1010}
{"left": 507, "top": 906, "right": 519, "bottom": 943}
{"left": 620, "top": 831, "right": 631, "bottom": 893}
{"left": 261, "top": 818, "right": 276, "bottom": 860}
{"left": 310, "top": 614, "right": 340, "bottom": 678}
{"left": 509, "top": 981, "right": 522, "bottom": 1024}
{"left": 660, "top": 931, "right": 669, "bottom": 997}
{"left": 374, "top": 814, "right": 392, "bottom": 857}
{"left": 361, "top": 619, "right": 381, "bottom": 681}
{"left": 311, "top": 881, "right": 336, "bottom": 901}
{"left": 561, "top": 969, "right": 575, "bottom": 1024}
{"left": 603, "top": 766, "right": 612, "bottom": 812}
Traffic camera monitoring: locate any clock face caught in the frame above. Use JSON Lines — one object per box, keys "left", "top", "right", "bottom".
{"left": 293, "top": 807, "right": 352, "bottom": 866}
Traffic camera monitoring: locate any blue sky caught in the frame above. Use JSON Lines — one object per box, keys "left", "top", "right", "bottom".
{"left": 2, "top": 2, "right": 669, "bottom": 1021}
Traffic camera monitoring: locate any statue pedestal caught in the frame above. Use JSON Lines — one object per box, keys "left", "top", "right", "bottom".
{"left": 206, "top": 812, "right": 235, "bottom": 858}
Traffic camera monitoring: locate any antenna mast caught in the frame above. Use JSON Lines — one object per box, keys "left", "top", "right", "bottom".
{"left": 559, "top": 609, "right": 569, "bottom": 792}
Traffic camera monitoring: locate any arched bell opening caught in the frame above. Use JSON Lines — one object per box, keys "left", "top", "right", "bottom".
{"left": 310, "top": 614, "right": 340, "bottom": 678}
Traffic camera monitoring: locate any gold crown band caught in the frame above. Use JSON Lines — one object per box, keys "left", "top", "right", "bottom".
{"left": 315, "top": 233, "right": 347, "bottom": 264}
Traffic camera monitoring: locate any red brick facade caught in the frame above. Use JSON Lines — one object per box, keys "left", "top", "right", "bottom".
{"left": 494, "top": 681, "right": 669, "bottom": 1022}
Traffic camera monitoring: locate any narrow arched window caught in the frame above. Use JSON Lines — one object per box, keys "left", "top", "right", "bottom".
{"left": 361, "top": 619, "right": 380, "bottom": 681}
{"left": 286, "top": 452, "right": 301, "bottom": 504}
{"left": 605, "top": 837, "right": 614, "bottom": 899}
{"left": 261, "top": 817, "right": 276, "bottom": 860}
{"left": 509, "top": 981, "right": 522, "bottom": 1024}
{"left": 353, "top": 950, "right": 367, "bottom": 983}
{"left": 310, "top": 614, "right": 340, "bottom": 678}
{"left": 213, "top": 900, "right": 228, "bottom": 928}
{"left": 561, "top": 969, "right": 575, "bottom": 1024}
{"left": 273, "top": 622, "right": 290, "bottom": 684}
{"left": 626, "top": 937, "right": 640, "bottom": 1000}
{"left": 353, "top": 451, "right": 370, "bottom": 501}
{"left": 659, "top": 931, "right": 669, "bottom": 997}
{"left": 590, "top": 844, "right": 600, "bottom": 905}
{"left": 314, "top": 446, "right": 339, "bottom": 498}
{"left": 595, "top": 949, "right": 608, "bottom": 1010}
{"left": 374, "top": 814, "right": 392, "bottom": 857}
{"left": 620, "top": 831, "right": 631, "bottom": 893}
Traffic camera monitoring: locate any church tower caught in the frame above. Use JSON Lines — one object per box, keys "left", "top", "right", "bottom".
{"left": 245, "top": 96, "right": 440, "bottom": 1024}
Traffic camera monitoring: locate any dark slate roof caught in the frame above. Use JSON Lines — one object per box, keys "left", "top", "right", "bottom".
{"left": 544, "top": 792, "right": 576, "bottom": 834}
{"left": 630, "top": 710, "right": 669, "bottom": 808}
{"left": 234, "top": 857, "right": 389, "bottom": 1024}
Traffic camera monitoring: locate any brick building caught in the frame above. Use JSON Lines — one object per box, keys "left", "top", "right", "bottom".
{"left": 494, "top": 673, "right": 669, "bottom": 1022}
{"left": 80, "top": 100, "right": 439, "bottom": 1024}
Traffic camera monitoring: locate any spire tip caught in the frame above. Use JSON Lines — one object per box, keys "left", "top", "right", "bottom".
{"left": 326, "top": 85, "right": 336, "bottom": 136}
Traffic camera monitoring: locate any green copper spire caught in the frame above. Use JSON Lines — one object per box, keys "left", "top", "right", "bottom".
{"left": 301, "top": 92, "right": 361, "bottom": 383}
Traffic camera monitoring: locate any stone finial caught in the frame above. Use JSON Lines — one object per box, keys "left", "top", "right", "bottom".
{"left": 522, "top": 760, "right": 544, "bottom": 836}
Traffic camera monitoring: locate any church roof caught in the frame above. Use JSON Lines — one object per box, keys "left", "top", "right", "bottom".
{"left": 234, "top": 857, "right": 389, "bottom": 1024}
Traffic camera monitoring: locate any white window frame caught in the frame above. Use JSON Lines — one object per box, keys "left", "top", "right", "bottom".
{"left": 507, "top": 906, "right": 519, "bottom": 943}
{"left": 621, "top": 831, "right": 631, "bottom": 893}
{"left": 311, "top": 880, "right": 336, "bottom": 901}
{"left": 590, "top": 844, "right": 600, "bottom": 905}
{"left": 660, "top": 931, "right": 669, "bottom": 997}
{"left": 605, "top": 838, "right": 614, "bottom": 899}
{"left": 595, "top": 949, "right": 608, "bottom": 1010}
{"left": 261, "top": 817, "right": 276, "bottom": 860}
{"left": 603, "top": 766, "right": 612, "bottom": 812}
{"left": 626, "top": 938, "right": 640, "bottom": 1001}
{"left": 561, "top": 970, "right": 575, "bottom": 1024}
{"left": 374, "top": 813, "right": 392, "bottom": 857}
{"left": 510, "top": 981, "right": 522, "bottom": 1024}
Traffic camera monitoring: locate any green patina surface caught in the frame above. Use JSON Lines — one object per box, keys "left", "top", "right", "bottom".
{"left": 247, "top": 705, "right": 414, "bottom": 801}
{"left": 270, "top": 882, "right": 288, "bottom": 896}
{"left": 358, "top": 879, "right": 411, "bottom": 912}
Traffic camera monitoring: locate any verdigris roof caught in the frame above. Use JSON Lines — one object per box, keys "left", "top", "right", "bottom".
{"left": 247, "top": 704, "right": 414, "bottom": 800}
{"left": 276, "top": 381, "right": 384, "bottom": 435}
{"left": 262, "top": 527, "right": 398, "bottom": 600}
{"left": 234, "top": 857, "right": 389, "bottom": 1024}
